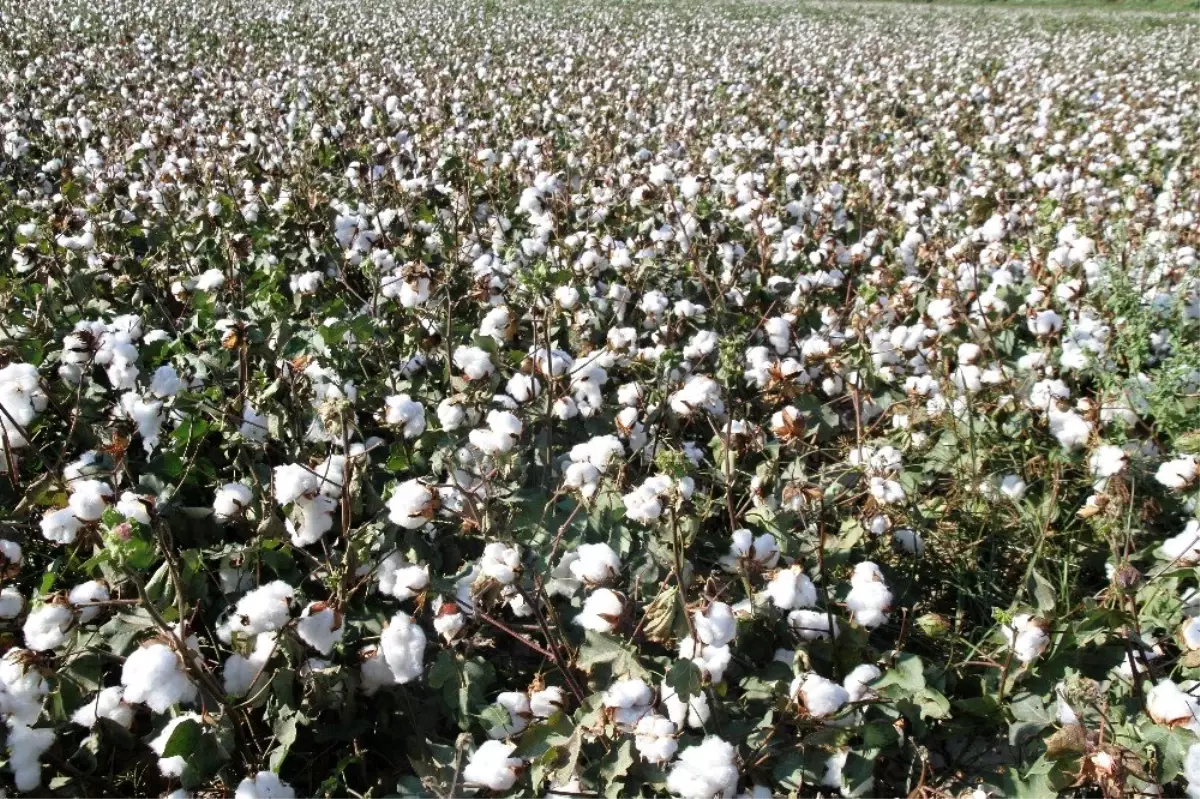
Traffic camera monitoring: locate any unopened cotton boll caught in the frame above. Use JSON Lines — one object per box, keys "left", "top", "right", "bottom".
{"left": 23, "top": 603, "right": 73, "bottom": 650}
{"left": 575, "top": 588, "right": 624, "bottom": 632}
{"left": 387, "top": 479, "right": 436, "bottom": 529}
{"left": 568, "top": 543, "right": 621, "bottom": 585}
{"left": 71, "top": 686, "right": 134, "bottom": 729}
{"left": 635, "top": 714, "right": 679, "bottom": 764}
{"left": 296, "top": 602, "right": 344, "bottom": 654}
{"left": 68, "top": 580, "right": 110, "bottom": 623}
{"left": 792, "top": 672, "right": 850, "bottom": 718}
{"left": 845, "top": 562, "right": 892, "bottom": 629}
{"left": 227, "top": 581, "right": 294, "bottom": 636}
{"left": 665, "top": 736, "right": 739, "bottom": 799}
{"left": 380, "top": 611, "right": 426, "bottom": 684}
{"left": 6, "top": 720, "right": 55, "bottom": 792}
{"left": 121, "top": 643, "right": 197, "bottom": 712}
{"left": 235, "top": 771, "right": 296, "bottom": 799}
{"left": 463, "top": 740, "right": 522, "bottom": 791}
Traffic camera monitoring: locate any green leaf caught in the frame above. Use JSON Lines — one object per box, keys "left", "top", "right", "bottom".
{"left": 664, "top": 659, "right": 703, "bottom": 702}
{"left": 577, "top": 631, "right": 648, "bottom": 679}
{"left": 600, "top": 739, "right": 635, "bottom": 797}
{"left": 874, "top": 653, "right": 925, "bottom": 692}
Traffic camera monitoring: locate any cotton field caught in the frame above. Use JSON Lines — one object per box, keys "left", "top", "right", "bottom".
{"left": 1, "top": 0, "right": 1199, "bottom": 795}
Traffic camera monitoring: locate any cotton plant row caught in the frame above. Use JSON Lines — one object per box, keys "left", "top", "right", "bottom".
{"left": 1, "top": 0, "right": 1200, "bottom": 795}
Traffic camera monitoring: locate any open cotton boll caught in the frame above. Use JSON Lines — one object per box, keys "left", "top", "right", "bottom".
{"left": 1, "top": 650, "right": 50, "bottom": 725}
{"left": 1089, "top": 445, "right": 1127, "bottom": 479}
{"left": 487, "top": 691, "right": 532, "bottom": 739}
{"left": 603, "top": 678, "right": 653, "bottom": 728}
{"left": 6, "top": 720, "right": 55, "bottom": 792}
{"left": 150, "top": 712, "right": 203, "bottom": 777}
{"left": 999, "top": 475, "right": 1027, "bottom": 501}
{"left": 480, "top": 541, "right": 522, "bottom": 584}
{"left": 68, "top": 580, "right": 110, "bottom": 623}
{"left": 792, "top": 672, "right": 850, "bottom": 718}
{"left": 787, "top": 609, "right": 839, "bottom": 641}
{"left": 23, "top": 603, "right": 73, "bottom": 650}
{"left": 71, "top": 686, "right": 134, "bottom": 729}
{"left": 377, "top": 553, "right": 430, "bottom": 600}
{"left": 1147, "top": 679, "right": 1200, "bottom": 731}
{"left": 453, "top": 346, "right": 494, "bottom": 380}
{"left": 227, "top": 581, "right": 294, "bottom": 637}
{"left": 843, "top": 664, "right": 882, "bottom": 702}
{"left": 273, "top": 463, "right": 319, "bottom": 505}
{"left": 530, "top": 686, "right": 566, "bottom": 718}
{"left": 121, "top": 643, "right": 197, "bottom": 712}
{"left": 635, "top": 714, "right": 679, "bottom": 764}
{"left": 67, "top": 479, "right": 113, "bottom": 522}
{"left": 115, "top": 491, "right": 152, "bottom": 524}
{"left": 297, "top": 602, "right": 344, "bottom": 655}
{"left": 1048, "top": 409, "right": 1091, "bottom": 451}
{"left": 469, "top": 410, "right": 523, "bottom": 455}
{"left": 662, "top": 686, "right": 711, "bottom": 729}
{"left": 845, "top": 562, "right": 892, "bottom": 629}
{"left": 1001, "top": 614, "right": 1050, "bottom": 665}
{"left": 0, "top": 537, "right": 22, "bottom": 565}
{"left": 234, "top": 771, "right": 296, "bottom": 799}
{"left": 213, "top": 482, "right": 254, "bottom": 520}
{"left": 1158, "top": 456, "right": 1199, "bottom": 491}
{"left": 669, "top": 374, "right": 725, "bottom": 417}
{"left": 432, "top": 599, "right": 466, "bottom": 642}
{"left": 694, "top": 602, "right": 737, "bottom": 648}
{"left": 286, "top": 493, "right": 337, "bottom": 547}
{"left": 240, "top": 402, "right": 268, "bottom": 442}
{"left": 765, "top": 565, "right": 819, "bottom": 610}
{"left": 0, "top": 585, "right": 24, "bottom": 618}
{"left": 223, "top": 633, "right": 276, "bottom": 698}
{"left": 678, "top": 637, "right": 732, "bottom": 683}
{"left": 463, "top": 740, "right": 523, "bottom": 791}
{"left": 380, "top": 611, "right": 426, "bottom": 684}
{"left": 568, "top": 543, "right": 621, "bottom": 585}
{"left": 383, "top": 394, "right": 426, "bottom": 439}
{"left": 436, "top": 399, "right": 467, "bottom": 431}
{"left": 118, "top": 392, "right": 165, "bottom": 453}
{"left": 575, "top": 588, "right": 624, "bottom": 633}
{"left": 1160, "top": 521, "right": 1200, "bottom": 565}
{"left": 720, "top": 529, "right": 780, "bottom": 571}
{"left": 150, "top": 364, "right": 183, "bottom": 397}
{"left": 665, "top": 736, "right": 739, "bottom": 799}
{"left": 387, "top": 479, "right": 436, "bottom": 529}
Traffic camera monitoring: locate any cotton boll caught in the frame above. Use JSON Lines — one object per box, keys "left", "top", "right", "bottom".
{"left": 380, "top": 611, "right": 426, "bottom": 684}
{"left": 227, "top": 581, "right": 294, "bottom": 637}
{"left": 487, "top": 691, "right": 531, "bottom": 739}
{"left": 235, "top": 771, "right": 296, "bottom": 799}
{"left": 845, "top": 562, "right": 892, "bottom": 629}
{"left": 480, "top": 542, "right": 522, "bottom": 584}
{"left": 377, "top": 553, "right": 430, "bottom": 600}
{"left": 0, "top": 537, "right": 22, "bottom": 565}
{"left": 530, "top": 686, "right": 566, "bottom": 718}
{"left": 223, "top": 633, "right": 276, "bottom": 698}
{"left": 68, "top": 580, "right": 110, "bottom": 623}
{"left": 149, "top": 712, "right": 204, "bottom": 776}
{"left": 296, "top": 602, "right": 344, "bottom": 655}
{"left": 453, "top": 346, "right": 494, "bottom": 380}
{"left": 214, "top": 482, "right": 254, "bottom": 520}
{"left": 1048, "top": 409, "right": 1091, "bottom": 451}
{"left": 240, "top": 402, "right": 268, "bottom": 441}
{"left": 23, "top": 603, "right": 73, "bottom": 650}
{"left": 463, "top": 740, "right": 522, "bottom": 791}
{"left": 383, "top": 394, "right": 426, "bottom": 439}
{"left": 67, "top": 479, "right": 113, "bottom": 521}
{"left": 40, "top": 506, "right": 83, "bottom": 544}
{"left": 1160, "top": 521, "right": 1200, "bottom": 564}
{"left": 1002, "top": 614, "right": 1050, "bottom": 664}
{"left": 6, "top": 720, "right": 55, "bottom": 792}
{"left": 575, "top": 588, "right": 624, "bottom": 633}
{"left": 792, "top": 672, "right": 850, "bottom": 718}
{"left": 665, "top": 736, "right": 739, "bottom": 799}
{"left": 635, "top": 714, "right": 679, "bottom": 764}
{"left": 121, "top": 643, "right": 197, "bottom": 712}
{"left": 787, "top": 609, "right": 839, "bottom": 641}
{"left": 387, "top": 479, "right": 436, "bottom": 529}
{"left": 765, "top": 565, "right": 818, "bottom": 611}
{"left": 0, "top": 650, "right": 50, "bottom": 724}
{"left": 433, "top": 599, "right": 467, "bottom": 642}
{"left": 720, "top": 529, "right": 780, "bottom": 571}
{"left": 603, "top": 678, "right": 653, "bottom": 727}
{"left": 662, "top": 686, "right": 711, "bottom": 730}
{"left": 70, "top": 686, "right": 134, "bottom": 729}
{"left": 437, "top": 399, "right": 467, "bottom": 430}
{"left": 568, "top": 543, "right": 621, "bottom": 585}
{"left": 0, "top": 585, "right": 24, "bottom": 618}
{"left": 1147, "top": 679, "right": 1200, "bottom": 731}
{"left": 694, "top": 602, "right": 737, "bottom": 648}
{"left": 999, "top": 474, "right": 1027, "bottom": 501}
{"left": 1158, "top": 456, "right": 1199, "bottom": 490}
{"left": 273, "top": 463, "right": 319, "bottom": 505}
{"left": 843, "top": 664, "right": 882, "bottom": 702}
{"left": 115, "top": 491, "right": 152, "bottom": 524}
{"left": 150, "top": 364, "right": 183, "bottom": 397}
{"left": 1089, "top": 445, "right": 1127, "bottom": 479}
{"left": 678, "top": 637, "right": 732, "bottom": 683}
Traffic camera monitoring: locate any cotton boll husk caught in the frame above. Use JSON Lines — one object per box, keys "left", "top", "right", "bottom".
{"left": 463, "top": 740, "right": 523, "bottom": 791}
{"left": 380, "top": 611, "right": 426, "bottom": 684}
